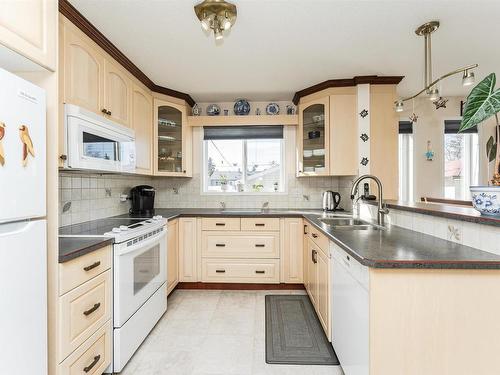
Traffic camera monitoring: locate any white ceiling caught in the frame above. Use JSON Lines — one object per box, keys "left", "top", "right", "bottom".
{"left": 70, "top": 0, "right": 500, "bottom": 102}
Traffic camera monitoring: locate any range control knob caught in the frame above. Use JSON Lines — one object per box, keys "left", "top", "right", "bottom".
{"left": 112, "top": 227, "right": 121, "bottom": 233}
{"left": 119, "top": 225, "right": 129, "bottom": 231}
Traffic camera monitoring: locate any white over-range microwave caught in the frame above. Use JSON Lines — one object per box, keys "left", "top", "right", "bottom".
{"left": 63, "top": 104, "right": 136, "bottom": 173}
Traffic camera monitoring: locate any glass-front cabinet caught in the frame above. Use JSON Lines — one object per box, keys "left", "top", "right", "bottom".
{"left": 153, "top": 99, "right": 191, "bottom": 177}
{"left": 297, "top": 97, "right": 329, "bottom": 176}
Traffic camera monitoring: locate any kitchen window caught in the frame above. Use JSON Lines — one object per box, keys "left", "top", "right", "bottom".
{"left": 443, "top": 120, "right": 479, "bottom": 200}
{"left": 203, "top": 126, "right": 285, "bottom": 194}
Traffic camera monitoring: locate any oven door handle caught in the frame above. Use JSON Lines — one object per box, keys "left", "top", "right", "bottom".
{"left": 114, "top": 230, "right": 166, "bottom": 256}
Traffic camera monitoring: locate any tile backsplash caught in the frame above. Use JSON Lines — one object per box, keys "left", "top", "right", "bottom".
{"left": 59, "top": 172, "right": 355, "bottom": 226}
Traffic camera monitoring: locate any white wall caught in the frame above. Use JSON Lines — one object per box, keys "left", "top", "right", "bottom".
{"left": 399, "top": 96, "right": 496, "bottom": 201}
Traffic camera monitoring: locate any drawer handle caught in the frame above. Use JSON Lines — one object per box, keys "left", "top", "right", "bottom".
{"left": 83, "top": 302, "right": 101, "bottom": 316}
{"left": 215, "top": 243, "right": 226, "bottom": 247}
{"left": 215, "top": 223, "right": 226, "bottom": 226}
{"left": 83, "top": 354, "right": 101, "bottom": 373}
{"left": 255, "top": 270, "right": 266, "bottom": 274}
{"left": 255, "top": 223, "right": 265, "bottom": 227}
{"left": 83, "top": 261, "right": 101, "bottom": 272}
{"left": 255, "top": 244, "right": 265, "bottom": 247}
{"left": 312, "top": 233, "right": 318, "bottom": 238}
{"left": 312, "top": 249, "right": 318, "bottom": 264}
{"left": 215, "top": 269, "right": 226, "bottom": 273}
{"left": 303, "top": 224, "right": 308, "bottom": 235}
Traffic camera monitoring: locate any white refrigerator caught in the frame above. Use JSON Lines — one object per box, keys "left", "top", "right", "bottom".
{"left": 0, "top": 67, "right": 47, "bottom": 375}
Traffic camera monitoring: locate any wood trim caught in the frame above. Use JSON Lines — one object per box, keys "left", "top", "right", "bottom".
{"left": 292, "top": 75, "right": 404, "bottom": 105}
{"left": 59, "top": 0, "right": 196, "bottom": 107}
{"left": 421, "top": 197, "right": 473, "bottom": 207}
{"left": 177, "top": 282, "right": 305, "bottom": 290}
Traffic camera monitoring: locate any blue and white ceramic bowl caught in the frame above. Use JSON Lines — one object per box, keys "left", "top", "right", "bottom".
{"left": 234, "top": 99, "right": 250, "bottom": 115}
{"left": 470, "top": 186, "right": 500, "bottom": 216}
{"left": 206, "top": 104, "right": 221, "bottom": 116}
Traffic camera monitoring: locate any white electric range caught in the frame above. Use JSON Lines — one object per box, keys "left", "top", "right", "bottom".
{"left": 60, "top": 215, "right": 168, "bottom": 373}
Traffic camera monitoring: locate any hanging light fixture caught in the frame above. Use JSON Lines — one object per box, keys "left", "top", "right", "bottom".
{"left": 394, "top": 21, "right": 478, "bottom": 110}
{"left": 194, "top": 0, "right": 237, "bottom": 41}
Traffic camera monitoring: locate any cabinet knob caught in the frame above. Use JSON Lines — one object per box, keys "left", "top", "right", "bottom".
{"left": 101, "top": 108, "right": 108, "bottom": 114}
{"left": 59, "top": 154, "right": 67, "bottom": 161}
{"left": 183, "top": 170, "right": 186, "bottom": 173}
{"left": 107, "top": 110, "right": 112, "bottom": 116}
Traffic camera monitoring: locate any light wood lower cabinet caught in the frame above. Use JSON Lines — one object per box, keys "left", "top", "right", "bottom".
{"left": 57, "top": 245, "right": 112, "bottom": 373}
{"left": 59, "top": 320, "right": 112, "bottom": 375}
{"left": 304, "top": 220, "right": 331, "bottom": 340}
{"left": 202, "top": 231, "right": 279, "bottom": 259}
{"left": 201, "top": 217, "right": 241, "bottom": 231}
{"left": 241, "top": 217, "right": 280, "bottom": 231}
{"left": 179, "top": 217, "right": 198, "bottom": 282}
{"left": 283, "top": 218, "right": 303, "bottom": 283}
{"left": 202, "top": 258, "right": 280, "bottom": 283}
{"left": 167, "top": 219, "right": 179, "bottom": 294}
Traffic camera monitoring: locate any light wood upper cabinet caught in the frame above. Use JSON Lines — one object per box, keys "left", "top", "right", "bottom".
{"left": 297, "top": 97, "right": 330, "bottom": 176}
{"left": 0, "top": 0, "right": 57, "bottom": 70}
{"left": 131, "top": 83, "right": 153, "bottom": 174}
{"left": 283, "top": 218, "right": 303, "bottom": 283}
{"left": 167, "top": 219, "right": 179, "bottom": 295}
{"left": 104, "top": 60, "right": 132, "bottom": 126}
{"left": 178, "top": 217, "right": 197, "bottom": 282}
{"left": 62, "top": 23, "right": 105, "bottom": 114}
{"left": 329, "top": 92, "right": 358, "bottom": 176}
{"left": 154, "top": 99, "right": 192, "bottom": 177}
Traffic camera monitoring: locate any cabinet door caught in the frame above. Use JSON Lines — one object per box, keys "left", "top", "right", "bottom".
{"left": 63, "top": 24, "right": 104, "bottom": 115}
{"left": 329, "top": 93, "right": 358, "bottom": 176}
{"left": 178, "top": 218, "right": 197, "bottom": 282}
{"left": 0, "top": 0, "right": 57, "bottom": 70}
{"left": 131, "top": 83, "right": 153, "bottom": 174}
{"left": 104, "top": 60, "right": 131, "bottom": 126}
{"left": 167, "top": 220, "right": 179, "bottom": 295}
{"left": 283, "top": 218, "right": 303, "bottom": 283}
{"left": 154, "top": 99, "right": 191, "bottom": 177}
{"left": 297, "top": 97, "right": 330, "bottom": 176}
{"left": 317, "top": 248, "right": 331, "bottom": 340}
{"left": 306, "top": 238, "right": 318, "bottom": 306}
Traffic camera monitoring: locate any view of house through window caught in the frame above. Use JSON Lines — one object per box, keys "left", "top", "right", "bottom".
{"left": 444, "top": 132, "right": 479, "bottom": 200}
{"left": 204, "top": 138, "right": 284, "bottom": 193}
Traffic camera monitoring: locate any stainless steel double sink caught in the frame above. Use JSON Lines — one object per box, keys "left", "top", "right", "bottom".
{"left": 319, "top": 217, "right": 384, "bottom": 230}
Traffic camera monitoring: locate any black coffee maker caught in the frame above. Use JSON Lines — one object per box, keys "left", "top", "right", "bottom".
{"left": 129, "top": 185, "right": 155, "bottom": 215}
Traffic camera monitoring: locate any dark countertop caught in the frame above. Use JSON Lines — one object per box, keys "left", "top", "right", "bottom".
{"left": 60, "top": 208, "right": 500, "bottom": 269}
{"left": 362, "top": 200, "right": 500, "bottom": 227}
{"left": 59, "top": 237, "right": 113, "bottom": 263}
{"left": 303, "top": 214, "right": 500, "bottom": 269}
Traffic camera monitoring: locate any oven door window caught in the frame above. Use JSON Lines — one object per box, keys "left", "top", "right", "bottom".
{"left": 83, "top": 132, "right": 120, "bottom": 161}
{"left": 133, "top": 244, "right": 160, "bottom": 295}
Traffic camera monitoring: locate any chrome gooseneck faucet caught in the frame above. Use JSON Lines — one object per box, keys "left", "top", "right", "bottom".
{"left": 350, "top": 174, "right": 389, "bottom": 225}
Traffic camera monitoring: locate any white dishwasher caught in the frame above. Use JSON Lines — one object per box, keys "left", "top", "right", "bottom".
{"left": 331, "top": 243, "right": 369, "bottom": 375}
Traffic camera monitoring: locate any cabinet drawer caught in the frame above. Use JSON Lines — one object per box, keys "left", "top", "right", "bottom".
{"left": 307, "top": 223, "right": 329, "bottom": 253}
{"left": 241, "top": 218, "right": 280, "bottom": 231}
{"left": 201, "top": 217, "right": 240, "bottom": 231}
{"left": 202, "top": 231, "right": 279, "bottom": 258}
{"left": 59, "top": 320, "right": 112, "bottom": 374}
{"left": 59, "top": 270, "right": 112, "bottom": 361}
{"left": 202, "top": 258, "right": 280, "bottom": 283}
{"left": 59, "top": 245, "right": 112, "bottom": 296}
{"left": 331, "top": 243, "right": 368, "bottom": 289}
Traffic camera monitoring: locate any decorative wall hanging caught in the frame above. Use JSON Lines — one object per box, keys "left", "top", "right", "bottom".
{"left": 233, "top": 99, "right": 250, "bottom": 115}
{"left": 409, "top": 113, "right": 419, "bottom": 123}
{"left": 360, "top": 157, "right": 369, "bottom": 166}
{"left": 359, "top": 109, "right": 369, "bottom": 118}
{"left": 360, "top": 133, "right": 369, "bottom": 142}
{"left": 394, "top": 20, "right": 478, "bottom": 112}
{"left": 19, "top": 125, "right": 34, "bottom": 167}
{"left": 425, "top": 140, "right": 435, "bottom": 161}
{"left": 460, "top": 100, "right": 467, "bottom": 116}
{"left": 433, "top": 97, "right": 448, "bottom": 109}
{"left": 0, "top": 122, "right": 5, "bottom": 166}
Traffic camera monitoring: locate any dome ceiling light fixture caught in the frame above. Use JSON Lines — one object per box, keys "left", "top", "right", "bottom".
{"left": 394, "top": 21, "right": 478, "bottom": 112}
{"left": 194, "top": 0, "right": 237, "bottom": 41}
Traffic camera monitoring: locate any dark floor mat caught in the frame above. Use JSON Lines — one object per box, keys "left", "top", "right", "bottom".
{"left": 265, "top": 295, "right": 339, "bottom": 365}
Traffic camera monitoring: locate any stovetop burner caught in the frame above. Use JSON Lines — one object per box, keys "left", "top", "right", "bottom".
{"left": 59, "top": 218, "right": 145, "bottom": 237}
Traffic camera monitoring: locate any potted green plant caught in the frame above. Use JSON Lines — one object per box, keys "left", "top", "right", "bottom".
{"left": 460, "top": 72, "right": 500, "bottom": 215}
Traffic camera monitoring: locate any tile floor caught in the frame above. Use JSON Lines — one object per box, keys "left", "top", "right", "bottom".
{"left": 120, "top": 289, "right": 344, "bottom": 375}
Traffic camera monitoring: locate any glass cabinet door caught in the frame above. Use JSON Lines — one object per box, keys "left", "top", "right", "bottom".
{"left": 299, "top": 98, "right": 329, "bottom": 176}
{"left": 156, "top": 103, "right": 184, "bottom": 174}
